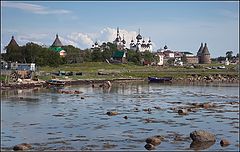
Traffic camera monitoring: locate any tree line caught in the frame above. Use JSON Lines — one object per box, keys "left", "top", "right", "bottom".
{"left": 1, "top": 42, "right": 156, "bottom": 67}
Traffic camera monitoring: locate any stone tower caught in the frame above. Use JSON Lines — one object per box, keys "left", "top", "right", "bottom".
{"left": 200, "top": 43, "right": 211, "bottom": 64}
{"left": 50, "top": 34, "right": 66, "bottom": 57}
{"left": 51, "top": 34, "right": 63, "bottom": 47}
{"left": 7, "top": 36, "right": 19, "bottom": 48}
{"left": 197, "top": 43, "right": 203, "bottom": 63}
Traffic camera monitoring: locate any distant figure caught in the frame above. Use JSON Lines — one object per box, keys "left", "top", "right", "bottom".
{"left": 104, "top": 81, "right": 112, "bottom": 88}
{"left": 99, "top": 81, "right": 112, "bottom": 88}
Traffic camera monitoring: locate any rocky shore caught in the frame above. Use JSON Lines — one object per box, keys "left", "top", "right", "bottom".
{"left": 172, "top": 74, "right": 239, "bottom": 83}
{"left": 1, "top": 74, "right": 238, "bottom": 90}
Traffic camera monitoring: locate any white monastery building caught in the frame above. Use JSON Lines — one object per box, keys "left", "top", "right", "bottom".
{"left": 113, "top": 27, "right": 153, "bottom": 52}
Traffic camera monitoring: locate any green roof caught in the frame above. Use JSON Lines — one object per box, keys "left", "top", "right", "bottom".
{"left": 113, "top": 51, "right": 125, "bottom": 58}
{"left": 49, "top": 46, "right": 63, "bottom": 52}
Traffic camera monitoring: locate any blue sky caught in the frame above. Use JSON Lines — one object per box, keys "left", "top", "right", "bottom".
{"left": 1, "top": 1, "right": 239, "bottom": 57}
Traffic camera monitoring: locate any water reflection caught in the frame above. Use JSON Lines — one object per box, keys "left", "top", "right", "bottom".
{"left": 190, "top": 141, "right": 215, "bottom": 150}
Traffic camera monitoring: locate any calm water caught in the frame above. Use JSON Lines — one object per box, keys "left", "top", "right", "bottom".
{"left": 1, "top": 82, "right": 239, "bottom": 151}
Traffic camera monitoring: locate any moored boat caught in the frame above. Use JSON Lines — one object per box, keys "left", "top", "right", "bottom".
{"left": 148, "top": 76, "right": 172, "bottom": 83}
{"left": 46, "top": 79, "right": 66, "bottom": 86}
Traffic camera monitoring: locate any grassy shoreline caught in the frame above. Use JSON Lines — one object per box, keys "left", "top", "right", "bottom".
{"left": 37, "top": 62, "right": 239, "bottom": 81}
{"left": 1, "top": 62, "right": 239, "bottom": 84}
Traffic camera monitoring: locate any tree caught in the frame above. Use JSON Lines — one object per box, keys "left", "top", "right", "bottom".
{"left": 3, "top": 44, "right": 22, "bottom": 62}
{"left": 127, "top": 49, "right": 141, "bottom": 65}
{"left": 102, "top": 49, "right": 113, "bottom": 61}
{"left": 217, "top": 56, "right": 226, "bottom": 62}
{"left": 153, "top": 54, "right": 160, "bottom": 64}
{"left": 91, "top": 48, "right": 104, "bottom": 62}
{"left": 143, "top": 51, "right": 154, "bottom": 62}
{"left": 167, "top": 58, "right": 175, "bottom": 65}
{"left": 21, "top": 42, "right": 44, "bottom": 63}
{"left": 62, "top": 45, "right": 83, "bottom": 64}
{"left": 83, "top": 49, "right": 92, "bottom": 62}
{"left": 107, "top": 42, "right": 117, "bottom": 52}
{"left": 226, "top": 51, "right": 233, "bottom": 60}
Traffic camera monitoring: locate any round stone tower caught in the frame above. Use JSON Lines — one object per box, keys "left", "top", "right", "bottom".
{"left": 197, "top": 43, "right": 203, "bottom": 63}
{"left": 200, "top": 43, "right": 211, "bottom": 64}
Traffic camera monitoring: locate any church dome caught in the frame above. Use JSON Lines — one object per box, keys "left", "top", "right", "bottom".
{"left": 115, "top": 37, "right": 121, "bottom": 42}
{"left": 122, "top": 39, "right": 126, "bottom": 44}
{"left": 164, "top": 45, "right": 168, "bottom": 50}
{"left": 136, "top": 34, "right": 142, "bottom": 40}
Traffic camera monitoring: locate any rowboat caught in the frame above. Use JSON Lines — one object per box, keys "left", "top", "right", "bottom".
{"left": 148, "top": 77, "right": 172, "bottom": 83}
{"left": 46, "top": 79, "right": 65, "bottom": 86}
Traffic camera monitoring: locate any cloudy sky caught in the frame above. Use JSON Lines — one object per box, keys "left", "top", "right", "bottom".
{"left": 1, "top": 1, "right": 239, "bottom": 57}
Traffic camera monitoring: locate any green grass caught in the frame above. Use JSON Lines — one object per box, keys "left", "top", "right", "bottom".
{"left": 0, "top": 75, "right": 7, "bottom": 81}
{"left": 37, "top": 62, "right": 239, "bottom": 80}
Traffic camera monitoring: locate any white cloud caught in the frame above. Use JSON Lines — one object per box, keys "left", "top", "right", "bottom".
{"left": 95, "top": 27, "right": 156, "bottom": 50}
{"left": 63, "top": 33, "right": 94, "bottom": 49}
{"left": 57, "top": 27, "right": 157, "bottom": 50}
{"left": 2, "top": 2, "right": 71, "bottom": 15}
{"left": 57, "top": 27, "right": 138, "bottom": 49}
{"left": 2, "top": 27, "right": 157, "bottom": 51}
{"left": 18, "top": 34, "right": 46, "bottom": 46}
{"left": 97, "top": 27, "right": 137, "bottom": 47}
{"left": 59, "top": 36, "right": 80, "bottom": 48}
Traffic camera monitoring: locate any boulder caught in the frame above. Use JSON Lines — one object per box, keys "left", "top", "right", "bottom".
{"left": 143, "top": 108, "right": 151, "bottom": 112}
{"left": 220, "top": 139, "right": 230, "bottom": 147}
{"left": 178, "top": 109, "right": 188, "bottom": 115}
{"left": 106, "top": 111, "right": 118, "bottom": 116}
{"left": 191, "top": 103, "right": 201, "bottom": 108}
{"left": 153, "top": 106, "right": 162, "bottom": 110}
{"left": 201, "top": 103, "right": 215, "bottom": 109}
{"left": 145, "top": 135, "right": 163, "bottom": 146}
{"left": 144, "top": 143, "right": 155, "bottom": 150}
{"left": 133, "top": 107, "right": 140, "bottom": 112}
{"left": 190, "top": 130, "right": 216, "bottom": 142}
{"left": 13, "top": 143, "right": 32, "bottom": 151}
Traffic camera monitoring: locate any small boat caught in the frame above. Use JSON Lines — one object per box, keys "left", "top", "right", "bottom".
{"left": 46, "top": 79, "right": 65, "bottom": 86}
{"left": 148, "top": 77, "right": 172, "bottom": 83}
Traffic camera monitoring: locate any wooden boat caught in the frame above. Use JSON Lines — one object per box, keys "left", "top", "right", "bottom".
{"left": 46, "top": 79, "right": 65, "bottom": 86}
{"left": 148, "top": 77, "right": 172, "bottom": 83}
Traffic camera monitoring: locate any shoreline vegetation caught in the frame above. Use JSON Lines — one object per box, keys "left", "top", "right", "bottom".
{"left": 1, "top": 62, "right": 239, "bottom": 90}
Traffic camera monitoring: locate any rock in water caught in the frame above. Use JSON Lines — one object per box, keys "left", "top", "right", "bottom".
{"left": 13, "top": 143, "right": 32, "bottom": 151}
{"left": 220, "top": 139, "right": 230, "bottom": 147}
{"left": 145, "top": 136, "right": 163, "bottom": 146}
{"left": 190, "top": 141, "right": 215, "bottom": 150}
{"left": 144, "top": 143, "right": 155, "bottom": 150}
{"left": 190, "top": 130, "right": 216, "bottom": 142}
{"left": 178, "top": 109, "right": 188, "bottom": 115}
{"left": 106, "top": 111, "right": 118, "bottom": 116}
